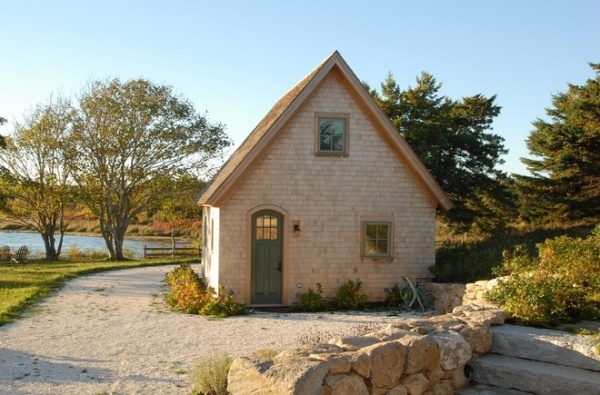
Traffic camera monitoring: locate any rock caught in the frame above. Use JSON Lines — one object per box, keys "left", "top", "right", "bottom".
{"left": 309, "top": 353, "right": 351, "bottom": 375}
{"left": 227, "top": 357, "right": 277, "bottom": 395}
{"left": 430, "top": 331, "right": 472, "bottom": 371}
{"left": 459, "top": 325, "right": 493, "bottom": 355}
{"left": 346, "top": 351, "right": 371, "bottom": 378}
{"left": 227, "top": 355, "right": 329, "bottom": 395}
{"left": 329, "top": 335, "right": 380, "bottom": 351}
{"left": 423, "top": 380, "right": 454, "bottom": 395}
{"left": 362, "top": 341, "right": 407, "bottom": 389}
{"left": 491, "top": 324, "right": 600, "bottom": 371}
{"left": 400, "top": 373, "right": 430, "bottom": 395}
{"left": 394, "top": 332, "right": 440, "bottom": 374}
{"left": 371, "top": 325, "right": 414, "bottom": 342}
{"left": 469, "top": 354, "right": 600, "bottom": 395}
{"left": 324, "top": 373, "right": 369, "bottom": 395}
{"left": 447, "top": 366, "right": 469, "bottom": 389}
{"left": 387, "top": 384, "right": 408, "bottom": 395}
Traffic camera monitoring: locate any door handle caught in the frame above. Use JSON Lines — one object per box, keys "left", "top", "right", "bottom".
{"left": 277, "top": 262, "right": 282, "bottom": 271}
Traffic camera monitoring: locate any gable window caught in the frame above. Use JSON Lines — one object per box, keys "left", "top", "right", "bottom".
{"left": 316, "top": 114, "right": 349, "bottom": 155}
{"left": 362, "top": 222, "right": 392, "bottom": 257}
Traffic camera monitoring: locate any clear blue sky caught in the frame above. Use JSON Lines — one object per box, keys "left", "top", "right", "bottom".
{"left": 1, "top": 1, "right": 598, "bottom": 176}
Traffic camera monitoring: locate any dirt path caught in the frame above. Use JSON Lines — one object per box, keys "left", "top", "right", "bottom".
{"left": 0, "top": 265, "right": 401, "bottom": 394}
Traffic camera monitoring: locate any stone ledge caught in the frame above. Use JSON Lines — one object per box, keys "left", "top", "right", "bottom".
{"left": 227, "top": 305, "right": 505, "bottom": 395}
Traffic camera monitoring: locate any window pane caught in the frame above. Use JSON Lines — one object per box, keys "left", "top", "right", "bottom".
{"left": 319, "top": 118, "right": 345, "bottom": 152}
{"left": 256, "top": 217, "right": 264, "bottom": 227}
{"left": 270, "top": 217, "right": 277, "bottom": 227}
{"left": 366, "top": 224, "right": 377, "bottom": 239}
{"left": 376, "top": 239, "right": 388, "bottom": 254}
{"left": 256, "top": 228, "right": 264, "bottom": 240}
{"left": 364, "top": 222, "right": 390, "bottom": 256}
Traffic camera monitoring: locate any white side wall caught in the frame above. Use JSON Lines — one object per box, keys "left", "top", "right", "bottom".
{"left": 201, "top": 205, "right": 220, "bottom": 290}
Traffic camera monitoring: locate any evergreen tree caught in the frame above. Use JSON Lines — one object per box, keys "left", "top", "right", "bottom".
{"left": 368, "top": 72, "right": 514, "bottom": 230}
{"left": 518, "top": 63, "right": 600, "bottom": 223}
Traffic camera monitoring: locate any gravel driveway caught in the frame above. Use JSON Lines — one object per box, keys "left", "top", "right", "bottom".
{"left": 0, "top": 265, "right": 401, "bottom": 394}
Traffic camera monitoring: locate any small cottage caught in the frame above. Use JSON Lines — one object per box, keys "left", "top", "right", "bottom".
{"left": 197, "top": 51, "right": 452, "bottom": 306}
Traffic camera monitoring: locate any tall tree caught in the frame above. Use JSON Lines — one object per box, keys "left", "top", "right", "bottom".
{"left": 519, "top": 63, "right": 600, "bottom": 223}
{"left": 0, "top": 97, "right": 76, "bottom": 259}
{"left": 0, "top": 116, "right": 6, "bottom": 148}
{"left": 68, "top": 78, "right": 231, "bottom": 260}
{"left": 368, "top": 72, "right": 513, "bottom": 230}
{"left": 150, "top": 172, "right": 205, "bottom": 248}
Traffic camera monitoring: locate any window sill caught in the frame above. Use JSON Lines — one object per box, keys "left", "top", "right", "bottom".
{"left": 314, "top": 152, "right": 349, "bottom": 157}
{"left": 361, "top": 256, "right": 394, "bottom": 263}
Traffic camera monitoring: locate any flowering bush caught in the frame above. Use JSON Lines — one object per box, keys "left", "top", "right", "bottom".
{"left": 165, "top": 264, "right": 246, "bottom": 317}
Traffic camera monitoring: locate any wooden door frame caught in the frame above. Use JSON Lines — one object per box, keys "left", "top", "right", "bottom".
{"left": 245, "top": 205, "right": 289, "bottom": 306}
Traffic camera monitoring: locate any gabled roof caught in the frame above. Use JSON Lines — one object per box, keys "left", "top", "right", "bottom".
{"left": 197, "top": 51, "right": 453, "bottom": 211}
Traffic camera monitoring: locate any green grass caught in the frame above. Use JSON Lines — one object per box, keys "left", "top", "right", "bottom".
{"left": 0, "top": 257, "right": 198, "bottom": 327}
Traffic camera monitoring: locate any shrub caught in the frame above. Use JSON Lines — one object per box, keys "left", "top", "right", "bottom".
{"left": 190, "top": 354, "right": 233, "bottom": 395}
{"left": 332, "top": 279, "right": 368, "bottom": 310}
{"left": 166, "top": 264, "right": 208, "bottom": 313}
{"left": 297, "top": 283, "right": 329, "bottom": 312}
{"left": 384, "top": 283, "right": 404, "bottom": 307}
{"left": 487, "top": 227, "right": 600, "bottom": 326}
{"left": 165, "top": 264, "right": 246, "bottom": 317}
{"left": 199, "top": 285, "right": 246, "bottom": 318}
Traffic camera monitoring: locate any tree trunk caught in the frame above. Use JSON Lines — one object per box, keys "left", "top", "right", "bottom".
{"left": 41, "top": 233, "right": 58, "bottom": 260}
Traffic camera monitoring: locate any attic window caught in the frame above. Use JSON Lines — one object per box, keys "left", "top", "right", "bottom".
{"left": 316, "top": 115, "right": 349, "bottom": 155}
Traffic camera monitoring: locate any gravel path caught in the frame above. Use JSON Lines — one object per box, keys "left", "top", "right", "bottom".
{"left": 0, "top": 265, "right": 407, "bottom": 395}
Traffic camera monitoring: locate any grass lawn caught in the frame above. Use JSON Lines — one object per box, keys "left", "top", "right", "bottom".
{"left": 0, "top": 258, "right": 196, "bottom": 327}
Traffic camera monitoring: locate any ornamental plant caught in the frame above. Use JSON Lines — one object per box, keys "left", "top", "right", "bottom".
{"left": 165, "top": 264, "right": 246, "bottom": 317}
{"left": 297, "top": 283, "right": 329, "bottom": 312}
{"left": 488, "top": 226, "right": 600, "bottom": 326}
{"left": 332, "top": 279, "right": 368, "bottom": 310}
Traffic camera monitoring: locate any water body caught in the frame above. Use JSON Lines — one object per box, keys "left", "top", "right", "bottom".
{"left": 0, "top": 231, "right": 183, "bottom": 259}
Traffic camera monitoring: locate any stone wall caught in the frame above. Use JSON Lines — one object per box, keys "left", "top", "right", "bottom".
{"left": 227, "top": 305, "right": 505, "bottom": 395}
{"left": 422, "top": 279, "right": 501, "bottom": 314}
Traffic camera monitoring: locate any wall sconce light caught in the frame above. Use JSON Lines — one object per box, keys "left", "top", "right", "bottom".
{"left": 293, "top": 220, "right": 301, "bottom": 237}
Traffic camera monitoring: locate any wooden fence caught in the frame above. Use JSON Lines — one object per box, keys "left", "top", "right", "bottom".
{"left": 143, "top": 246, "right": 201, "bottom": 259}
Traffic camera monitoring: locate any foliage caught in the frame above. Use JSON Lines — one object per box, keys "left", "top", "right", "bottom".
{"left": 0, "top": 258, "right": 193, "bottom": 326}
{"left": 0, "top": 96, "right": 77, "bottom": 259}
{"left": 190, "top": 354, "right": 233, "bottom": 395}
{"left": 487, "top": 227, "right": 600, "bottom": 326}
{"left": 165, "top": 264, "right": 246, "bottom": 317}
{"left": 332, "top": 279, "right": 368, "bottom": 310}
{"left": 384, "top": 283, "right": 404, "bottom": 306}
{"left": 0, "top": 115, "right": 6, "bottom": 149}
{"left": 199, "top": 285, "right": 246, "bottom": 318}
{"left": 367, "top": 72, "right": 515, "bottom": 231}
{"left": 149, "top": 172, "right": 205, "bottom": 243}
{"left": 66, "top": 78, "right": 231, "bottom": 260}
{"left": 297, "top": 283, "right": 329, "bottom": 312}
{"left": 165, "top": 264, "right": 209, "bottom": 313}
{"left": 517, "top": 63, "right": 600, "bottom": 224}
{"left": 431, "top": 222, "right": 595, "bottom": 283}
{"left": 432, "top": 238, "right": 510, "bottom": 283}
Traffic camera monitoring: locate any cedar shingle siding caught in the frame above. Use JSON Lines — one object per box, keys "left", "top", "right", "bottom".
{"left": 197, "top": 52, "right": 451, "bottom": 305}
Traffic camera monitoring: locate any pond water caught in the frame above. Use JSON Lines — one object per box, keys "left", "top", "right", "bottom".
{"left": 0, "top": 230, "right": 188, "bottom": 258}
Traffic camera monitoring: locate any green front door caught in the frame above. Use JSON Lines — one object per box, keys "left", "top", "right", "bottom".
{"left": 251, "top": 210, "right": 283, "bottom": 304}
